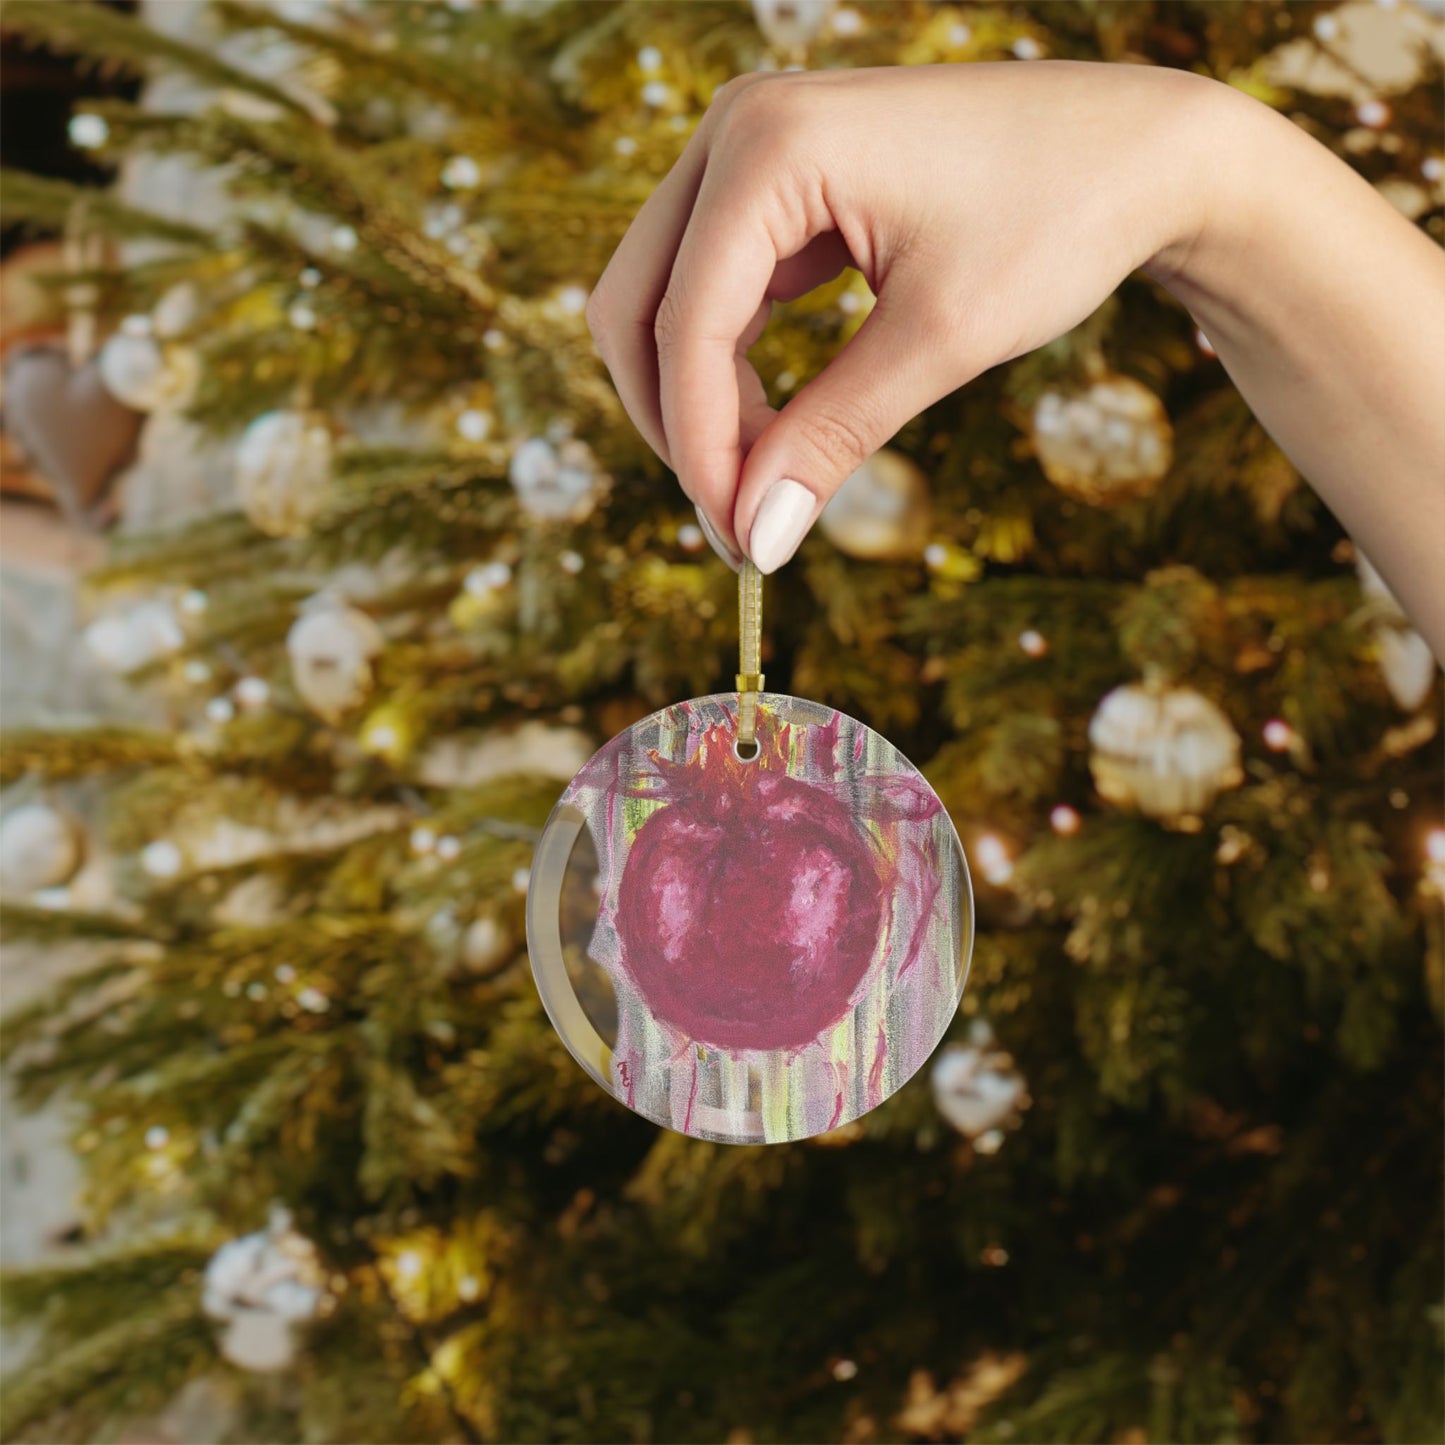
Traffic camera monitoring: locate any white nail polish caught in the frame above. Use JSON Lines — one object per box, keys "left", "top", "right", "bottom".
{"left": 748, "top": 478, "right": 816, "bottom": 575}
{"left": 694, "top": 505, "right": 742, "bottom": 571}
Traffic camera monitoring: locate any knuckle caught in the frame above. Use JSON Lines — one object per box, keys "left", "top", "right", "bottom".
{"left": 584, "top": 285, "right": 613, "bottom": 355}
{"left": 713, "top": 74, "right": 802, "bottom": 153}
{"left": 652, "top": 288, "right": 686, "bottom": 360}
{"left": 791, "top": 403, "right": 875, "bottom": 475}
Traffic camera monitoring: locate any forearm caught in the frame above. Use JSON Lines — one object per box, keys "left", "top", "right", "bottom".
{"left": 1145, "top": 81, "right": 1445, "bottom": 659}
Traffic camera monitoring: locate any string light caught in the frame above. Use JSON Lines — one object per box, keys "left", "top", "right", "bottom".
{"left": 298, "top": 987, "right": 330, "bottom": 1014}
{"left": 275, "top": 963, "right": 297, "bottom": 984}
{"left": 456, "top": 408, "right": 492, "bottom": 442}
{"left": 441, "top": 155, "right": 482, "bottom": 190}
{"left": 206, "top": 697, "right": 236, "bottom": 725}
{"left": 678, "top": 523, "right": 704, "bottom": 552}
{"left": 410, "top": 827, "right": 437, "bottom": 855}
{"left": 69, "top": 113, "right": 109, "bottom": 149}
{"left": 465, "top": 561, "right": 512, "bottom": 595}
{"left": 1049, "top": 804, "right": 1081, "bottom": 836}
{"left": 1018, "top": 629, "right": 1049, "bottom": 658}
{"left": 363, "top": 722, "right": 400, "bottom": 754}
{"left": 330, "top": 225, "right": 359, "bottom": 253}
{"left": 1355, "top": 99, "right": 1390, "bottom": 130}
{"left": 1262, "top": 719, "right": 1294, "bottom": 752}
{"left": 145, "top": 1125, "right": 170, "bottom": 1150}
{"left": 832, "top": 1359, "right": 859, "bottom": 1381}
{"left": 234, "top": 676, "right": 270, "bottom": 710}
{"left": 511, "top": 866, "right": 531, "bottom": 894}
{"left": 141, "top": 840, "right": 183, "bottom": 879}
{"left": 395, "top": 1250, "right": 423, "bottom": 1281}
{"left": 555, "top": 284, "right": 589, "bottom": 316}
{"left": 637, "top": 45, "right": 663, "bottom": 72}
{"left": 436, "top": 835, "right": 462, "bottom": 862}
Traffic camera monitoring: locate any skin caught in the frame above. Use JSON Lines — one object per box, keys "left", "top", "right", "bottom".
{"left": 586, "top": 62, "right": 1445, "bottom": 659}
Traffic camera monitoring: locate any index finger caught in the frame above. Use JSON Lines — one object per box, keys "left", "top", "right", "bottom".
{"left": 656, "top": 158, "right": 800, "bottom": 541}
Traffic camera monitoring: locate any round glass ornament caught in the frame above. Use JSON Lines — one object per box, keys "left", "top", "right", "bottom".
{"left": 527, "top": 690, "right": 973, "bottom": 1144}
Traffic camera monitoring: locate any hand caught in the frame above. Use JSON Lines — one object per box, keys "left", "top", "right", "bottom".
{"left": 586, "top": 61, "right": 1222, "bottom": 572}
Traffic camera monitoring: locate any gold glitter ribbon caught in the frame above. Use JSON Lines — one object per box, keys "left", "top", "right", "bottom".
{"left": 736, "top": 559, "right": 764, "bottom": 750}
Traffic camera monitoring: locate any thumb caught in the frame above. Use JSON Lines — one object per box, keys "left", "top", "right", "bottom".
{"left": 734, "top": 283, "right": 966, "bottom": 574}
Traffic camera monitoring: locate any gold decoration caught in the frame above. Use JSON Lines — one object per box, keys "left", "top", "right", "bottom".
{"left": 286, "top": 596, "right": 384, "bottom": 722}
{"left": 1088, "top": 681, "right": 1243, "bottom": 823}
{"left": 818, "top": 448, "right": 932, "bottom": 561}
{"left": 236, "top": 410, "right": 335, "bottom": 538}
{"left": 1032, "top": 373, "right": 1172, "bottom": 505}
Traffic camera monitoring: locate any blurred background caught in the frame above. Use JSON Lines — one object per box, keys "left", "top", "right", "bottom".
{"left": 0, "top": 2, "right": 1441, "bottom": 1442}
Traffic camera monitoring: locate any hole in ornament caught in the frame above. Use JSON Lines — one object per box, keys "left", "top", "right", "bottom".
{"left": 733, "top": 737, "right": 760, "bottom": 762}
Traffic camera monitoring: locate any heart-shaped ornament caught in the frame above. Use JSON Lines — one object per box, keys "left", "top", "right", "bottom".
{"left": 3, "top": 345, "right": 143, "bottom": 527}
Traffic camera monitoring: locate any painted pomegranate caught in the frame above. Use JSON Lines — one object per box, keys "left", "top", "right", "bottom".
{"left": 615, "top": 729, "right": 886, "bottom": 1052}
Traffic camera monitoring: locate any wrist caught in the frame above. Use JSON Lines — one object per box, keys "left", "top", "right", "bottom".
{"left": 1140, "top": 73, "right": 1267, "bottom": 292}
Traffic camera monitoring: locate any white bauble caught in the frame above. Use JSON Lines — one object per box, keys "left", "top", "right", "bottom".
{"left": 84, "top": 599, "right": 185, "bottom": 674}
{"left": 218, "top": 1308, "right": 297, "bottom": 1373}
{"left": 462, "top": 914, "right": 512, "bottom": 975}
{"left": 236, "top": 411, "right": 335, "bottom": 538}
{"left": 98, "top": 332, "right": 198, "bottom": 412}
{"left": 1088, "top": 682, "right": 1243, "bottom": 823}
{"left": 0, "top": 803, "right": 84, "bottom": 894}
{"left": 286, "top": 598, "right": 384, "bottom": 722}
{"left": 203, "top": 1209, "right": 324, "bottom": 1373}
{"left": 752, "top": 0, "right": 835, "bottom": 53}
{"left": 818, "top": 448, "right": 931, "bottom": 561}
{"left": 1357, "top": 554, "right": 1438, "bottom": 710}
{"left": 930, "top": 1022, "right": 1029, "bottom": 1142}
{"left": 1032, "top": 374, "right": 1173, "bottom": 505}
{"left": 508, "top": 435, "right": 602, "bottom": 521}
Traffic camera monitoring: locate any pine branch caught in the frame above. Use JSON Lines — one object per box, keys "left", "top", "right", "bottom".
{"left": 0, "top": 170, "right": 212, "bottom": 248}
{"left": 2, "top": 0, "right": 309, "bottom": 116}
{"left": 0, "top": 728, "right": 179, "bottom": 784}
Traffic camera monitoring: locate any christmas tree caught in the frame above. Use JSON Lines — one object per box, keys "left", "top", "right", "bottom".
{"left": 2, "top": 2, "right": 1442, "bottom": 1441}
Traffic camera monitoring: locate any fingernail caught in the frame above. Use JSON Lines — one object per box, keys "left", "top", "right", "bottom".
{"left": 695, "top": 504, "right": 742, "bottom": 571}
{"left": 748, "top": 478, "right": 816, "bottom": 575}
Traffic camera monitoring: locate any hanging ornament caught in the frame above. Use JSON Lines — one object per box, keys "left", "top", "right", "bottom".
{"left": 1088, "top": 681, "right": 1243, "bottom": 823}
{"left": 508, "top": 434, "right": 605, "bottom": 521}
{"left": 930, "top": 1019, "right": 1029, "bottom": 1145}
{"left": 236, "top": 410, "right": 335, "bottom": 538}
{"left": 817, "top": 448, "right": 932, "bottom": 561}
{"left": 0, "top": 803, "right": 85, "bottom": 894}
{"left": 202, "top": 1206, "right": 327, "bottom": 1373}
{"left": 1356, "top": 554, "right": 1437, "bottom": 710}
{"left": 286, "top": 596, "right": 384, "bottom": 722}
{"left": 1031, "top": 373, "right": 1173, "bottom": 505}
{"left": 752, "top": 0, "right": 835, "bottom": 57}
{"left": 97, "top": 326, "right": 198, "bottom": 413}
{"left": 83, "top": 598, "right": 184, "bottom": 674}
{"left": 528, "top": 562, "right": 974, "bottom": 1144}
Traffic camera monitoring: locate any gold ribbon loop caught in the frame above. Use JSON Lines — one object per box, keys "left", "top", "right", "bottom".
{"left": 737, "top": 559, "right": 764, "bottom": 749}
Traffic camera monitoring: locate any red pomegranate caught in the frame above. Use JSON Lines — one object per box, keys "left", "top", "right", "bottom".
{"left": 614, "top": 725, "right": 886, "bottom": 1052}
